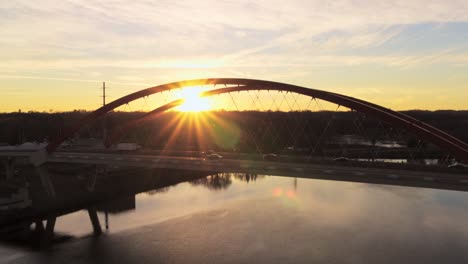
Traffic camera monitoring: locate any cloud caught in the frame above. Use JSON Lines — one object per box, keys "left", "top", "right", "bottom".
{"left": 2, "top": 0, "right": 468, "bottom": 62}
{"left": 1, "top": 0, "right": 468, "bottom": 111}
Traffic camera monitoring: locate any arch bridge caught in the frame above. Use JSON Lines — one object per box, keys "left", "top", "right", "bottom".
{"left": 1, "top": 78, "right": 467, "bottom": 193}
{"left": 2, "top": 79, "right": 468, "bottom": 247}
{"left": 45, "top": 78, "right": 468, "bottom": 164}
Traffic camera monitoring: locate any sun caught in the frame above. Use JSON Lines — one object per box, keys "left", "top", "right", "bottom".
{"left": 176, "top": 87, "right": 212, "bottom": 112}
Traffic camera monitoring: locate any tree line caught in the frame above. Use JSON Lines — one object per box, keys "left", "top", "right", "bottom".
{"left": 0, "top": 110, "right": 467, "bottom": 154}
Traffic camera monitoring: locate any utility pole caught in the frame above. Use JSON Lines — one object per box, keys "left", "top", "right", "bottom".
{"left": 102, "top": 82, "right": 106, "bottom": 106}
{"left": 102, "top": 82, "right": 107, "bottom": 141}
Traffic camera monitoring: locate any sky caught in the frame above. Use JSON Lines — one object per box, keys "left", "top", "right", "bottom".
{"left": 1, "top": 0, "right": 468, "bottom": 112}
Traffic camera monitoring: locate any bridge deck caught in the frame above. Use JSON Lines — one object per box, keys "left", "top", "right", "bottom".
{"left": 48, "top": 152, "right": 468, "bottom": 192}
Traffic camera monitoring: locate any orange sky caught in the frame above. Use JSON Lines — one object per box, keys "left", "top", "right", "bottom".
{"left": 1, "top": 1, "right": 468, "bottom": 112}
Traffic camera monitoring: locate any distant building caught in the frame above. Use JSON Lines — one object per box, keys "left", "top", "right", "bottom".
{"left": 65, "top": 138, "right": 105, "bottom": 150}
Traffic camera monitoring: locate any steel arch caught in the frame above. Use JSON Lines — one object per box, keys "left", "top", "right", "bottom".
{"left": 46, "top": 78, "right": 468, "bottom": 163}
{"left": 104, "top": 99, "right": 184, "bottom": 148}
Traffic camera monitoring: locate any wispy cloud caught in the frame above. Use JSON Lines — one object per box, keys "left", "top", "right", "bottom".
{"left": 1, "top": 0, "right": 468, "bottom": 110}
{"left": 2, "top": 0, "right": 468, "bottom": 62}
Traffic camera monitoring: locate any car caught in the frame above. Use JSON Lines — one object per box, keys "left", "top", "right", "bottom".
{"left": 200, "top": 150, "right": 216, "bottom": 157}
{"left": 333, "top": 157, "right": 350, "bottom": 162}
{"left": 263, "top": 153, "right": 278, "bottom": 161}
{"left": 448, "top": 163, "right": 467, "bottom": 169}
{"left": 205, "top": 154, "right": 223, "bottom": 160}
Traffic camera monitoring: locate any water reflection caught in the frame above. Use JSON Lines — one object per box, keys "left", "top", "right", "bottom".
{"left": 0, "top": 166, "right": 268, "bottom": 248}
{"left": 2, "top": 166, "right": 468, "bottom": 262}
{"left": 190, "top": 173, "right": 264, "bottom": 190}
{"left": 0, "top": 165, "right": 213, "bottom": 248}
{"left": 191, "top": 173, "right": 233, "bottom": 190}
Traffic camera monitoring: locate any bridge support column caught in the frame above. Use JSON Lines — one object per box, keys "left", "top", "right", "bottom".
{"left": 105, "top": 211, "right": 109, "bottom": 230}
{"left": 34, "top": 220, "right": 44, "bottom": 233}
{"left": 87, "top": 208, "right": 102, "bottom": 236}
{"left": 3, "top": 157, "right": 15, "bottom": 180}
{"left": 40, "top": 216, "right": 56, "bottom": 248}
{"left": 87, "top": 165, "right": 107, "bottom": 192}
{"left": 86, "top": 167, "right": 98, "bottom": 192}
{"left": 36, "top": 166, "right": 56, "bottom": 197}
